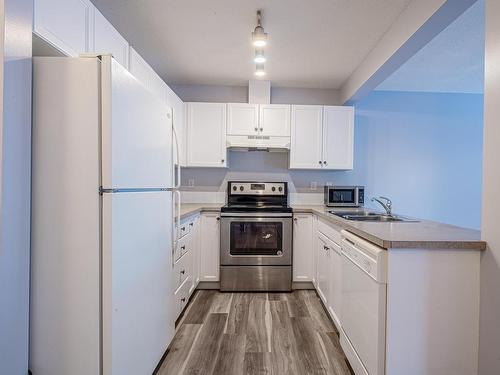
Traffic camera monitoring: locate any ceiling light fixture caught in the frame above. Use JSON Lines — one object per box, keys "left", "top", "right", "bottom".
{"left": 254, "top": 49, "right": 266, "bottom": 64}
{"left": 255, "top": 63, "right": 266, "bottom": 77}
{"left": 252, "top": 10, "right": 268, "bottom": 48}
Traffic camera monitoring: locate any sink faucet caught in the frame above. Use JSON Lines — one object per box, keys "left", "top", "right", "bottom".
{"left": 371, "top": 196, "right": 392, "bottom": 215}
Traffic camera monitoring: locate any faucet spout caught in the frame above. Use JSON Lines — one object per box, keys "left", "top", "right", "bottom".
{"left": 371, "top": 196, "right": 392, "bottom": 215}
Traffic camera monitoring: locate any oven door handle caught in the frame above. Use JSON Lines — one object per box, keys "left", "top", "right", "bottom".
{"left": 220, "top": 212, "right": 293, "bottom": 218}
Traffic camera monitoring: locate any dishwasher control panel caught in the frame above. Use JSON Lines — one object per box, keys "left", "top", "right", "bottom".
{"left": 341, "top": 230, "right": 387, "bottom": 283}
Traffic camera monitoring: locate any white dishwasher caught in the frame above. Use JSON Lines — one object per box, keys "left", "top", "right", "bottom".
{"left": 340, "top": 230, "right": 387, "bottom": 375}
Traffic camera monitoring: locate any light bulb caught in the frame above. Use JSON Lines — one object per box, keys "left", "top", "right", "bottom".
{"left": 255, "top": 63, "right": 266, "bottom": 77}
{"left": 254, "top": 50, "right": 266, "bottom": 64}
{"left": 255, "top": 70, "right": 266, "bottom": 77}
{"left": 253, "top": 39, "right": 267, "bottom": 48}
{"left": 252, "top": 25, "right": 268, "bottom": 48}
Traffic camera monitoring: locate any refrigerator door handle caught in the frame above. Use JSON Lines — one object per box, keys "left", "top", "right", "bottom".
{"left": 173, "top": 190, "right": 181, "bottom": 265}
{"left": 172, "top": 125, "right": 181, "bottom": 189}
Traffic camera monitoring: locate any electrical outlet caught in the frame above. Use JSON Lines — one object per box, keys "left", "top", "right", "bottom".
{"left": 310, "top": 181, "right": 317, "bottom": 191}
{"left": 188, "top": 179, "right": 195, "bottom": 188}
{"left": 326, "top": 181, "right": 333, "bottom": 186}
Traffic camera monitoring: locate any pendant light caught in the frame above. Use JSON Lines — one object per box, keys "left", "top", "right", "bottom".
{"left": 252, "top": 10, "right": 268, "bottom": 47}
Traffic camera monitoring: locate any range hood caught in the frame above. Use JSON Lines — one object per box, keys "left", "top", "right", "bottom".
{"left": 227, "top": 135, "right": 290, "bottom": 152}
{"left": 227, "top": 80, "right": 290, "bottom": 152}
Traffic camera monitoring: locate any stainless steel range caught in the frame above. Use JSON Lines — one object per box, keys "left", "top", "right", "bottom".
{"left": 220, "top": 181, "right": 292, "bottom": 292}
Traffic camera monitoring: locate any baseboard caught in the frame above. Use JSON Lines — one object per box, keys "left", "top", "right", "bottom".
{"left": 292, "top": 281, "right": 315, "bottom": 290}
{"left": 196, "top": 281, "right": 220, "bottom": 290}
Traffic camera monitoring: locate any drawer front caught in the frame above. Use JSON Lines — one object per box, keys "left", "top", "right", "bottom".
{"left": 175, "top": 276, "right": 192, "bottom": 318}
{"left": 174, "top": 234, "right": 190, "bottom": 261}
{"left": 174, "top": 251, "right": 192, "bottom": 291}
{"left": 177, "top": 217, "right": 195, "bottom": 239}
{"left": 317, "top": 217, "right": 342, "bottom": 245}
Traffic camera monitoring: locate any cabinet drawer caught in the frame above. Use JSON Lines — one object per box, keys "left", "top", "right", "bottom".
{"left": 317, "top": 218, "right": 342, "bottom": 245}
{"left": 173, "top": 251, "right": 192, "bottom": 291}
{"left": 174, "top": 234, "right": 190, "bottom": 261}
{"left": 175, "top": 276, "right": 191, "bottom": 318}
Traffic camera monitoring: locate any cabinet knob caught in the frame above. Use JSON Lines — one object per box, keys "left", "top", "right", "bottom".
{"left": 181, "top": 245, "right": 186, "bottom": 250}
{"left": 259, "top": 128, "right": 263, "bottom": 132}
{"left": 319, "top": 161, "right": 323, "bottom": 165}
{"left": 254, "top": 127, "right": 258, "bottom": 131}
{"left": 221, "top": 159, "right": 225, "bottom": 163}
{"left": 189, "top": 222, "right": 194, "bottom": 227}
{"left": 181, "top": 297, "right": 186, "bottom": 303}
{"left": 180, "top": 270, "right": 185, "bottom": 275}
{"left": 293, "top": 217, "right": 298, "bottom": 222}
{"left": 216, "top": 217, "right": 220, "bottom": 221}
{"left": 323, "top": 161, "right": 327, "bottom": 165}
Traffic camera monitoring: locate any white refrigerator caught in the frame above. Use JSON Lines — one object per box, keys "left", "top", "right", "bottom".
{"left": 30, "top": 55, "right": 178, "bottom": 375}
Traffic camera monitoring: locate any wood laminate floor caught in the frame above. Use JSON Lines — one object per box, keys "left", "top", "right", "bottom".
{"left": 157, "top": 290, "right": 353, "bottom": 375}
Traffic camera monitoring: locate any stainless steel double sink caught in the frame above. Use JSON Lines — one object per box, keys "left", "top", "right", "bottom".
{"left": 329, "top": 210, "right": 418, "bottom": 223}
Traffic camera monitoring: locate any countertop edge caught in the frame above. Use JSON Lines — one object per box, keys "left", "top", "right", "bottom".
{"left": 180, "top": 204, "right": 486, "bottom": 251}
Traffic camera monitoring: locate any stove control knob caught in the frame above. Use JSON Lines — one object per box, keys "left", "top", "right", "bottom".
{"left": 232, "top": 186, "right": 237, "bottom": 191}
{"left": 278, "top": 186, "right": 283, "bottom": 192}
{"left": 239, "top": 186, "right": 244, "bottom": 191}
{"left": 272, "top": 187, "right": 276, "bottom": 192}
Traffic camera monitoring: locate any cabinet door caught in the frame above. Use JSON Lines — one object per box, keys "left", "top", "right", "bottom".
{"left": 187, "top": 103, "right": 227, "bottom": 167}
{"left": 289, "top": 105, "right": 323, "bottom": 169}
{"left": 200, "top": 213, "right": 220, "bottom": 282}
{"left": 227, "top": 103, "right": 259, "bottom": 136}
{"left": 93, "top": 8, "right": 129, "bottom": 69}
{"left": 167, "top": 87, "right": 186, "bottom": 166}
{"left": 322, "top": 106, "right": 354, "bottom": 170}
{"left": 129, "top": 47, "right": 152, "bottom": 90}
{"left": 328, "top": 240, "right": 342, "bottom": 329}
{"left": 34, "top": 0, "right": 93, "bottom": 56}
{"left": 190, "top": 216, "right": 201, "bottom": 287}
{"left": 316, "top": 233, "right": 330, "bottom": 305}
{"left": 259, "top": 104, "right": 291, "bottom": 136}
{"left": 293, "top": 214, "right": 314, "bottom": 282}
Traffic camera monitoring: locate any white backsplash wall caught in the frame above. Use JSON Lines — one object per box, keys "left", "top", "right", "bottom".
{"left": 180, "top": 151, "right": 362, "bottom": 205}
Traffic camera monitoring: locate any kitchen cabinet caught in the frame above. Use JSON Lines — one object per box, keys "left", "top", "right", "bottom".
{"left": 327, "top": 239, "right": 342, "bottom": 328}
{"left": 199, "top": 213, "right": 220, "bottom": 281}
{"left": 323, "top": 106, "right": 354, "bottom": 169}
{"left": 292, "top": 214, "right": 314, "bottom": 282}
{"left": 290, "top": 105, "right": 354, "bottom": 170}
{"left": 227, "top": 103, "right": 259, "bottom": 135}
{"left": 34, "top": 0, "right": 93, "bottom": 56}
{"left": 316, "top": 232, "right": 331, "bottom": 305}
{"left": 259, "top": 104, "right": 291, "bottom": 136}
{"left": 167, "top": 87, "right": 186, "bottom": 167}
{"left": 190, "top": 215, "right": 201, "bottom": 290}
{"left": 186, "top": 103, "right": 227, "bottom": 168}
{"left": 290, "top": 105, "right": 323, "bottom": 169}
{"left": 129, "top": 47, "right": 167, "bottom": 103}
{"left": 92, "top": 8, "right": 129, "bottom": 69}
{"left": 227, "top": 103, "right": 290, "bottom": 137}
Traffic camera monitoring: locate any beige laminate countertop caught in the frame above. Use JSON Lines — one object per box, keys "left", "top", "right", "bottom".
{"left": 292, "top": 205, "right": 485, "bottom": 250}
{"left": 179, "top": 203, "right": 486, "bottom": 250}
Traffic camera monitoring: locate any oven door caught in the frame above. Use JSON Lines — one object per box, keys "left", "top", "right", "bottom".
{"left": 221, "top": 216, "right": 292, "bottom": 266}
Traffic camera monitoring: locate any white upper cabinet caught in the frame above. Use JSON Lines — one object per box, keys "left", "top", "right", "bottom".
{"left": 129, "top": 47, "right": 167, "bottom": 103}
{"left": 92, "top": 8, "right": 129, "bottom": 69}
{"left": 186, "top": 103, "right": 227, "bottom": 168}
{"left": 290, "top": 105, "right": 323, "bottom": 169}
{"left": 259, "top": 104, "right": 291, "bottom": 136}
{"left": 323, "top": 106, "right": 354, "bottom": 170}
{"left": 227, "top": 103, "right": 259, "bottom": 136}
{"left": 290, "top": 105, "right": 354, "bottom": 170}
{"left": 34, "top": 0, "right": 93, "bottom": 56}
{"left": 226, "top": 104, "right": 290, "bottom": 137}
{"left": 293, "top": 214, "right": 314, "bottom": 282}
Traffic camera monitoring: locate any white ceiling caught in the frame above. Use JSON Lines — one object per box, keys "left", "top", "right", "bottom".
{"left": 376, "top": 0, "right": 484, "bottom": 94}
{"left": 91, "top": 0, "right": 413, "bottom": 89}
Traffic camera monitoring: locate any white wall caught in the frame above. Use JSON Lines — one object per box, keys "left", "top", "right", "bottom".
{"left": 479, "top": 0, "right": 500, "bottom": 373}
{"left": 0, "top": 0, "right": 32, "bottom": 373}
{"left": 171, "top": 83, "right": 341, "bottom": 105}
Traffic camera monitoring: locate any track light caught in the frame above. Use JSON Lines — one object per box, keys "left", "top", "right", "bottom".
{"left": 252, "top": 10, "right": 268, "bottom": 47}
{"left": 254, "top": 49, "right": 266, "bottom": 64}
{"left": 255, "top": 63, "right": 266, "bottom": 77}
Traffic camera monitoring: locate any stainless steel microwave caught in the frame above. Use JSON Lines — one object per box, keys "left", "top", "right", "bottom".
{"left": 324, "top": 186, "right": 365, "bottom": 207}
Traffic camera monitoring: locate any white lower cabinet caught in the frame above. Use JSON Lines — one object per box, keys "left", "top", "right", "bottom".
{"left": 292, "top": 214, "right": 314, "bottom": 282}
{"left": 316, "top": 232, "right": 331, "bottom": 304}
{"left": 199, "top": 213, "right": 221, "bottom": 281}
{"left": 327, "top": 240, "right": 342, "bottom": 328}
